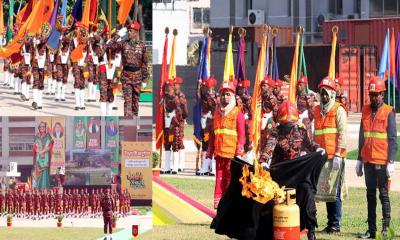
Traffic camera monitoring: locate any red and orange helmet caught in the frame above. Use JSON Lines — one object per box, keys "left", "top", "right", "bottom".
{"left": 368, "top": 76, "right": 386, "bottom": 93}
{"left": 298, "top": 75, "right": 308, "bottom": 85}
{"left": 318, "top": 76, "right": 337, "bottom": 91}
{"left": 277, "top": 101, "right": 299, "bottom": 124}
{"left": 219, "top": 81, "right": 236, "bottom": 93}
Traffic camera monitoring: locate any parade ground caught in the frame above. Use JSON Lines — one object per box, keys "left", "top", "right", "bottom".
{"left": 144, "top": 176, "right": 400, "bottom": 240}
{"left": 0, "top": 207, "right": 152, "bottom": 240}
{"left": 0, "top": 79, "right": 153, "bottom": 116}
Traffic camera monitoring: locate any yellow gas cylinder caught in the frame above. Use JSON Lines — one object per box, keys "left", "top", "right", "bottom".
{"left": 273, "top": 188, "right": 300, "bottom": 240}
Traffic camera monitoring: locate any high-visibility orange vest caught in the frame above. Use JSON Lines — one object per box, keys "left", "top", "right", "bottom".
{"left": 314, "top": 102, "right": 347, "bottom": 159}
{"left": 213, "top": 106, "right": 239, "bottom": 159}
{"left": 360, "top": 103, "right": 392, "bottom": 165}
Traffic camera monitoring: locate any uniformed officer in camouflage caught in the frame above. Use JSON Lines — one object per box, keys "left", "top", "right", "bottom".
{"left": 334, "top": 77, "right": 349, "bottom": 112}
{"left": 101, "top": 188, "right": 115, "bottom": 240}
{"left": 197, "top": 76, "right": 218, "bottom": 176}
{"left": 55, "top": 34, "right": 73, "bottom": 101}
{"left": 107, "top": 21, "right": 149, "bottom": 117}
{"left": 173, "top": 77, "right": 188, "bottom": 172}
{"left": 296, "top": 76, "right": 314, "bottom": 138}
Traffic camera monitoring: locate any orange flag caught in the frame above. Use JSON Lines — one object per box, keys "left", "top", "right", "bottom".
{"left": 117, "top": 0, "right": 135, "bottom": 25}
{"left": 288, "top": 29, "right": 301, "bottom": 104}
{"left": 0, "top": 0, "right": 4, "bottom": 35}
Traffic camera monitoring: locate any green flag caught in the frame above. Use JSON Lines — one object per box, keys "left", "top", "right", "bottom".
{"left": 6, "top": 0, "right": 14, "bottom": 43}
{"left": 100, "top": 0, "right": 117, "bottom": 34}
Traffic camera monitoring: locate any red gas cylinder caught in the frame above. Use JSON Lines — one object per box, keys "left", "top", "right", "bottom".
{"left": 273, "top": 188, "right": 300, "bottom": 240}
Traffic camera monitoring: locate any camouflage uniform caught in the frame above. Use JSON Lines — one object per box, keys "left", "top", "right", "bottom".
{"left": 336, "top": 94, "right": 348, "bottom": 112}
{"left": 260, "top": 122, "right": 319, "bottom": 164}
{"left": 173, "top": 90, "right": 188, "bottom": 152}
{"left": 101, "top": 192, "right": 114, "bottom": 235}
{"left": 56, "top": 36, "right": 72, "bottom": 101}
{"left": 200, "top": 87, "right": 218, "bottom": 152}
{"left": 32, "top": 37, "right": 48, "bottom": 90}
{"left": 236, "top": 89, "right": 252, "bottom": 152}
{"left": 297, "top": 92, "right": 315, "bottom": 139}
{"left": 260, "top": 91, "right": 278, "bottom": 151}
{"left": 163, "top": 91, "right": 177, "bottom": 152}
{"left": 107, "top": 37, "right": 149, "bottom": 117}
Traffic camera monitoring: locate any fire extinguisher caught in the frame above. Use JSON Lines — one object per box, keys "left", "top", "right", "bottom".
{"left": 273, "top": 188, "right": 300, "bottom": 240}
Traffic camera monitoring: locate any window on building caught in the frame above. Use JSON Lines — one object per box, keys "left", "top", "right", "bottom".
{"left": 192, "top": 8, "right": 210, "bottom": 29}
{"left": 329, "top": 0, "right": 343, "bottom": 15}
{"left": 384, "top": 0, "right": 397, "bottom": 16}
{"left": 9, "top": 134, "right": 34, "bottom": 152}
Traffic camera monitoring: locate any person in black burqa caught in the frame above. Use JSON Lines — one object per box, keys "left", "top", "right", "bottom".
{"left": 101, "top": 188, "right": 115, "bottom": 240}
{"left": 211, "top": 101, "right": 327, "bottom": 240}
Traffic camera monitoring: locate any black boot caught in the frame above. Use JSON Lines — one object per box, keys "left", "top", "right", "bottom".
{"left": 358, "top": 230, "right": 376, "bottom": 239}
{"left": 307, "top": 229, "right": 316, "bottom": 240}
{"left": 381, "top": 218, "right": 390, "bottom": 238}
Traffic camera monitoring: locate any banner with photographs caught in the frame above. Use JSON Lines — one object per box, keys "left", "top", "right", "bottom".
{"left": 105, "top": 117, "right": 120, "bottom": 174}
{"left": 73, "top": 117, "right": 87, "bottom": 150}
{"left": 87, "top": 116, "right": 101, "bottom": 149}
{"left": 50, "top": 117, "right": 66, "bottom": 175}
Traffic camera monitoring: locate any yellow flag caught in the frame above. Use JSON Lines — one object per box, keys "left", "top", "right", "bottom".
{"left": 250, "top": 29, "right": 267, "bottom": 156}
{"left": 168, "top": 29, "right": 177, "bottom": 80}
{"left": 223, "top": 30, "right": 235, "bottom": 82}
{"left": 328, "top": 26, "right": 338, "bottom": 79}
{"left": 289, "top": 30, "right": 301, "bottom": 104}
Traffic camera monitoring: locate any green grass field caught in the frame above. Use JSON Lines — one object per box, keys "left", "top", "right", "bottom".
{"left": 141, "top": 177, "right": 400, "bottom": 240}
{"left": 0, "top": 227, "right": 123, "bottom": 240}
{"left": 347, "top": 137, "right": 400, "bottom": 161}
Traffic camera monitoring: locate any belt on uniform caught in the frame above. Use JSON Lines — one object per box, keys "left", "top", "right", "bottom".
{"left": 123, "top": 66, "right": 140, "bottom": 72}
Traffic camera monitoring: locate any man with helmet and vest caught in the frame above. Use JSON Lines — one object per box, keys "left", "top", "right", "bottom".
{"left": 356, "top": 76, "right": 397, "bottom": 239}
{"left": 197, "top": 76, "right": 218, "bottom": 176}
{"left": 334, "top": 77, "right": 348, "bottom": 112}
{"left": 313, "top": 76, "right": 347, "bottom": 234}
{"left": 260, "top": 101, "right": 325, "bottom": 240}
{"left": 206, "top": 80, "right": 245, "bottom": 209}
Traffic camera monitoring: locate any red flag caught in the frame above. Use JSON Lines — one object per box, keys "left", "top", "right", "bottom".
{"left": 132, "top": 225, "right": 139, "bottom": 237}
{"left": 155, "top": 28, "right": 169, "bottom": 150}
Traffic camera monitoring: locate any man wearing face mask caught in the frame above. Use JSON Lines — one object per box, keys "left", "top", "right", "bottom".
{"left": 313, "top": 76, "right": 347, "bottom": 234}
{"left": 356, "top": 76, "right": 397, "bottom": 239}
{"left": 206, "top": 80, "right": 245, "bottom": 209}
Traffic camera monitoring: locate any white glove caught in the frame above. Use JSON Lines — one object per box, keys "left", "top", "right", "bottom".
{"left": 141, "top": 82, "right": 147, "bottom": 89}
{"left": 117, "top": 27, "right": 127, "bottom": 37}
{"left": 316, "top": 148, "right": 326, "bottom": 156}
{"left": 300, "top": 151, "right": 307, "bottom": 156}
{"left": 332, "top": 156, "right": 341, "bottom": 170}
{"left": 261, "top": 160, "right": 271, "bottom": 170}
{"left": 356, "top": 160, "right": 363, "bottom": 177}
{"left": 387, "top": 162, "right": 395, "bottom": 177}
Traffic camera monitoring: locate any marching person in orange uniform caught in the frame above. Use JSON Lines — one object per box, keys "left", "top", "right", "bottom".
{"left": 313, "top": 76, "right": 347, "bottom": 234}
{"left": 206, "top": 80, "right": 245, "bottom": 209}
{"left": 356, "top": 76, "right": 397, "bottom": 239}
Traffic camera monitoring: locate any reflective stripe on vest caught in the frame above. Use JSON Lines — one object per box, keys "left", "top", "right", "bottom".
{"left": 364, "top": 131, "right": 388, "bottom": 139}
{"left": 214, "top": 128, "right": 238, "bottom": 136}
{"left": 314, "top": 128, "right": 338, "bottom": 135}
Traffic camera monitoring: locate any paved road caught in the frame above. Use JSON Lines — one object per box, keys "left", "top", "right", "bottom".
{"left": 0, "top": 76, "right": 152, "bottom": 116}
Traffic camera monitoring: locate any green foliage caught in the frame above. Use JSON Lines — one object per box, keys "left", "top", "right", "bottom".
{"left": 376, "top": 227, "right": 396, "bottom": 240}
{"left": 152, "top": 151, "right": 160, "bottom": 168}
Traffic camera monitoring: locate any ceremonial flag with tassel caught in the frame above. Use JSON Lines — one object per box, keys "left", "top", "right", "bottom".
{"left": 66, "top": 0, "right": 83, "bottom": 33}
{"left": 328, "top": 26, "right": 337, "bottom": 79}
{"left": 168, "top": 29, "right": 178, "bottom": 80}
{"left": 250, "top": 27, "right": 267, "bottom": 159}
{"left": 0, "top": 0, "right": 5, "bottom": 36}
{"left": 100, "top": 0, "right": 117, "bottom": 34}
{"left": 6, "top": 0, "right": 14, "bottom": 43}
{"left": 288, "top": 28, "right": 301, "bottom": 104}
{"left": 236, "top": 30, "right": 246, "bottom": 84}
{"left": 395, "top": 32, "right": 400, "bottom": 97}
{"left": 378, "top": 29, "right": 391, "bottom": 105}
{"left": 155, "top": 28, "right": 169, "bottom": 150}
{"left": 390, "top": 28, "right": 396, "bottom": 109}
{"left": 193, "top": 31, "right": 211, "bottom": 146}
{"left": 47, "top": 0, "right": 67, "bottom": 51}
{"left": 270, "top": 31, "right": 279, "bottom": 80}
{"left": 117, "top": 0, "right": 135, "bottom": 25}
{"left": 297, "top": 30, "right": 309, "bottom": 92}
{"left": 223, "top": 27, "right": 234, "bottom": 83}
